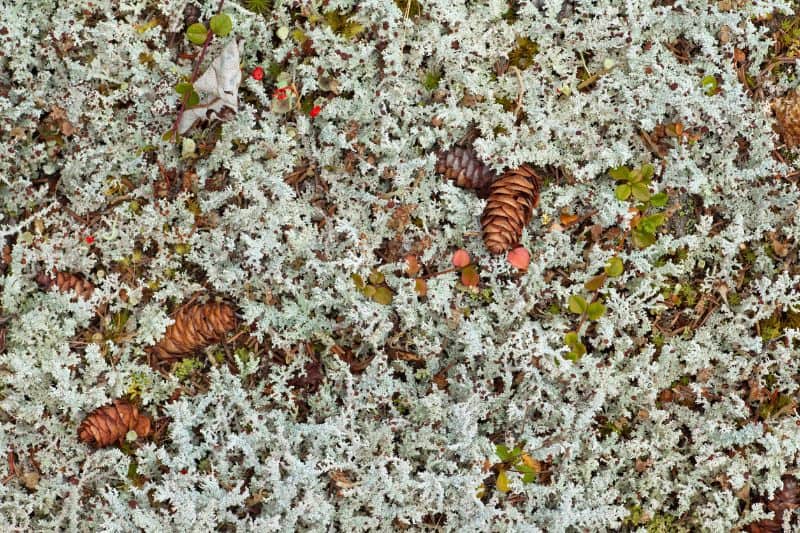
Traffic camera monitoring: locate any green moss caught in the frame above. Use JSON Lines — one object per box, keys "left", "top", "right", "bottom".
{"left": 241, "top": 0, "right": 272, "bottom": 15}
{"left": 502, "top": 0, "right": 519, "bottom": 23}
{"left": 173, "top": 357, "right": 203, "bottom": 381}
{"left": 324, "top": 10, "right": 364, "bottom": 40}
{"left": 422, "top": 70, "right": 441, "bottom": 91}
{"left": 507, "top": 36, "right": 538, "bottom": 71}
{"left": 759, "top": 309, "right": 800, "bottom": 342}
{"left": 647, "top": 513, "right": 689, "bottom": 533}
{"left": 494, "top": 95, "right": 515, "bottom": 112}
{"left": 393, "top": 0, "right": 423, "bottom": 18}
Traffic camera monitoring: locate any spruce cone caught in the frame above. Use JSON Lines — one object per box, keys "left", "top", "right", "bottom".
{"left": 748, "top": 476, "right": 800, "bottom": 533}
{"left": 773, "top": 91, "right": 800, "bottom": 148}
{"left": 480, "top": 165, "right": 541, "bottom": 254}
{"left": 36, "top": 270, "right": 94, "bottom": 299}
{"left": 436, "top": 146, "right": 497, "bottom": 196}
{"left": 150, "top": 302, "right": 237, "bottom": 363}
{"left": 78, "top": 400, "right": 152, "bottom": 448}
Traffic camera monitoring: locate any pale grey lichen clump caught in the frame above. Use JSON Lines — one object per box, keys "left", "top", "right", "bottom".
{"left": 1, "top": 0, "right": 800, "bottom": 530}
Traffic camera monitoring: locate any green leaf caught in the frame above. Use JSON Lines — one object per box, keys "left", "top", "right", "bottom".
{"left": 363, "top": 285, "right": 376, "bottom": 298}
{"left": 609, "top": 166, "right": 630, "bottom": 181}
{"left": 701, "top": 74, "right": 718, "bottom": 95}
{"left": 639, "top": 213, "right": 666, "bottom": 235}
{"left": 162, "top": 129, "right": 175, "bottom": 142}
{"left": 631, "top": 182, "right": 651, "bottom": 202}
{"left": 587, "top": 301, "right": 606, "bottom": 320}
{"left": 565, "top": 345, "right": 586, "bottom": 361}
{"left": 632, "top": 228, "right": 656, "bottom": 248}
{"left": 496, "top": 445, "right": 512, "bottom": 462}
{"left": 650, "top": 191, "right": 668, "bottom": 207}
{"left": 516, "top": 464, "right": 538, "bottom": 475}
{"left": 564, "top": 331, "right": 580, "bottom": 347}
{"left": 186, "top": 23, "right": 208, "bottom": 45}
{"left": 604, "top": 257, "right": 624, "bottom": 277}
{"left": 568, "top": 294, "right": 588, "bottom": 314}
{"left": 615, "top": 184, "right": 631, "bottom": 201}
{"left": 186, "top": 90, "right": 200, "bottom": 107}
{"left": 210, "top": 13, "right": 233, "bottom": 37}
{"left": 641, "top": 164, "right": 654, "bottom": 180}
{"left": 372, "top": 286, "right": 393, "bottom": 305}
{"left": 521, "top": 472, "right": 537, "bottom": 484}
{"left": 584, "top": 274, "right": 607, "bottom": 292}
{"left": 496, "top": 469, "right": 510, "bottom": 493}
{"left": 175, "top": 82, "right": 193, "bottom": 95}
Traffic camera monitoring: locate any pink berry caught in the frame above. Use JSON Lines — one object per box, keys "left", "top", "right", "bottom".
{"left": 452, "top": 249, "right": 470, "bottom": 268}
{"left": 507, "top": 246, "right": 530, "bottom": 271}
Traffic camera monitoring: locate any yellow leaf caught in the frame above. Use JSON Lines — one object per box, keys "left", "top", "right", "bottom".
{"left": 373, "top": 286, "right": 393, "bottom": 305}
{"left": 414, "top": 278, "right": 427, "bottom": 296}
{"left": 496, "top": 469, "right": 510, "bottom": 493}
{"left": 584, "top": 274, "right": 607, "bottom": 292}
{"left": 521, "top": 454, "right": 541, "bottom": 473}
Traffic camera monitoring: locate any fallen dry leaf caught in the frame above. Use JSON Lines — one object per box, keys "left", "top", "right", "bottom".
{"left": 178, "top": 40, "right": 242, "bottom": 135}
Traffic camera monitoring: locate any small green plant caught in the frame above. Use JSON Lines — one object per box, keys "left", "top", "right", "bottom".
{"left": 422, "top": 70, "right": 441, "bottom": 91}
{"left": 611, "top": 163, "right": 654, "bottom": 202}
{"left": 563, "top": 331, "right": 586, "bottom": 361}
{"left": 173, "top": 357, "right": 203, "bottom": 381}
{"left": 700, "top": 74, "right": 720, "bottom": 96}
{"left": 477, "top": 443, "right": 540, "bottom": 498}
{"left": 610, "top": 163, "right": 670, "bottom": 248}
{"left": 352, "top": 269, "right": 394, "bottom": 305}
{"left": 126, "top": 372, "right": 151, "bottom": 400}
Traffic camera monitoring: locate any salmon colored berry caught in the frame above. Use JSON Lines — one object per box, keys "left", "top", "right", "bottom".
{"left": 452, "top": 249, "right": 470, "bottom": 268}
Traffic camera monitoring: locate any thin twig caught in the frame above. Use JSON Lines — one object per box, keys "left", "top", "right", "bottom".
{"left": 510, "top": 66, "right": 524, "bottom": 119}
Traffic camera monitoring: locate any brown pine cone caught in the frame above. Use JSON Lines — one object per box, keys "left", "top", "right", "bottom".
{"left": 748, "top": 476, "right": 800, "bottom": 533}
{"left": 149, "top": 302, "right": 237, "bottom": 364}
{"left": 78, "top": 400, "right": 152, "bottom": 448}
{"left": 36, "top": 270, "right": 94, "bottom": 299}
{"left": 480, "top": 165, "right": 541, "bottom": 254}
{"left": 436, "top": 146, "right": 497, "bottom": 197}
{"left": 773, "top": 91, "right": 800, "bottom": 148}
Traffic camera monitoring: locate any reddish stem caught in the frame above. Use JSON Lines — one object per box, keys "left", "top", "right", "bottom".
{"left": 422, "top": 266, "right": 459, "bottom": 280}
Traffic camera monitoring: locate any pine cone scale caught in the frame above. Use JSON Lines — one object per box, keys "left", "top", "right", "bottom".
{"left": 79, "top": 400, "right": 152, "bottom": 448}
{"left": 436, "top": 146, "right": 497, "bottom": 195}
{"left": 481, "top": 164, "right": 541, "bottom": 254}
{"left": 150, "top": 302, "right": 237, "bottom": 364}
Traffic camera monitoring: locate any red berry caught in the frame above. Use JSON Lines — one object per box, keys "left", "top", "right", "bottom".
{"left": 274, "top": 87, "right": 288, "bottom": 100}
{"left": 507, "top": 246, "right": 530, "bottom": 271}
{"left": 85, "top": 235, "right": 95, "bottom": 245}
{"left": 310, "top": 105, "right": 322, "bottom": 118}
{"left": 452, "top": 249, "right": 470, "bottom": 268}
{"left": 251, "top": 66, "right": 264, "bottom": 81}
